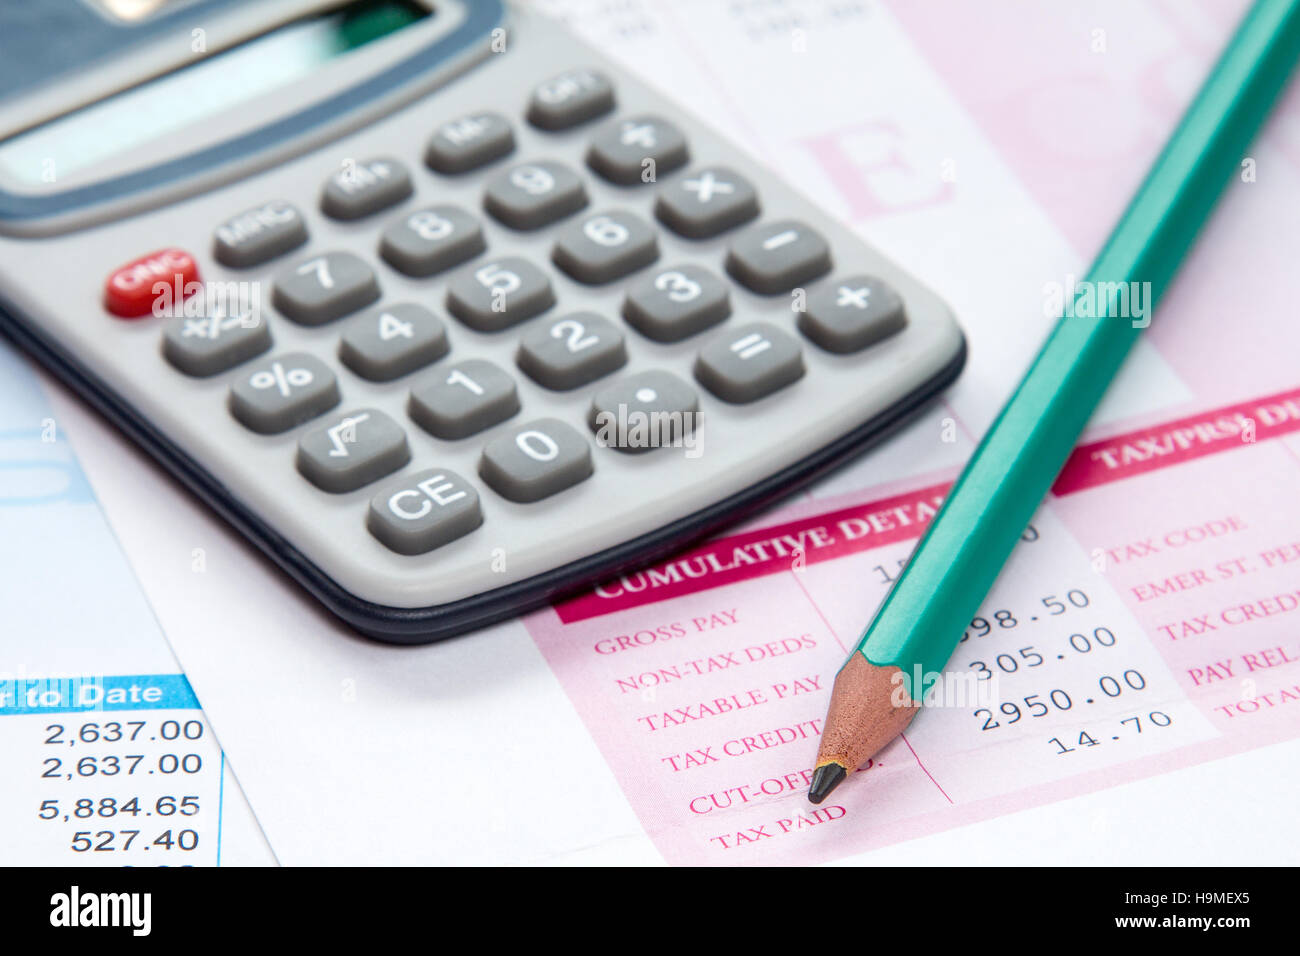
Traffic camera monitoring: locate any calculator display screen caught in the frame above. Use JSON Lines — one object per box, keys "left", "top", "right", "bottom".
{"left": 0, "top": 0, "right": 429, "bottom": 185}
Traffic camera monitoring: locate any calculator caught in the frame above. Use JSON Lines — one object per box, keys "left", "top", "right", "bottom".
{"left": 0, "top": 0, "right": 965, "bottom": 643}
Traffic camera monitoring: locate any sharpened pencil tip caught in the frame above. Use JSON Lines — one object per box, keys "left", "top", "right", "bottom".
{"left": 808, "top": 763, "right": 847, "bottom": 804}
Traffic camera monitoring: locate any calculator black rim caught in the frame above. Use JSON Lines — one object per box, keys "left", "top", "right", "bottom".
{"left": 0, "top": 297, "right": 966, "bottom": 644}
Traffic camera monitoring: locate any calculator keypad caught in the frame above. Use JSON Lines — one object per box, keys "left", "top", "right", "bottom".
{"left": 590, "top": 370, "right": 698, "bottom": 453}
{"left": 148, "top": 58, "right": 949, "bottom": 582}
{"left": 484, "top": 161, "right": 589, "bottom": 230}
{"left": 339, "top": 304, "right": 449, "bottom": 382}
{"left": 163, "top": 307, "right": 271, "bottom": 377}
{"left": 655, "top": 167, "right": 759, "bottom": 239}
{"left": 552, "top": 210, "right": 658, "bottom": 284}
{"left": 586, "top": 116, "right": 689, "bottom": 185}
{"left": 367, "top": 469, "right": 483, "bottom": 555}
{"left": 273, "top": 252, "right": 380, "bottom": 326}
{"left": 479, "top": 418, "right": 593, "bottom": 502}
{"left": 445, "top": 256, "right": 556, "bottom": 331}
{"left": 517, "top": 312, "right": 627, "bottom": 390}
{"left": 798, "top": 275, "right": 907, "bottom": 353}
{"left": 527, "top": 69, "right": 616, "bottom": 130}
{"left": 409, "top": 359, "right": 520, "bottom": 439}
{"left": 622, "top": 265, "right": 730, "bottom": 342}
{"left": 425, "top": 112, "right": 516, "bottom": 174}
{"left": 229, "top": 353, "right": 340, "bottom": 434}
{"left": 320, "top": 158, "right": 412, "bottom": 221}
{"left": 379, "top": 205, "right": 486, "bottom": 277}
{"left": 106, "top": 248, "right": 200, "bottom": 318}
{"left": 725, "top": 219, "right": 832, "bottom": 294}
{"left": 296, "top": 408, "right": 411, "bottom": 493}
{"left": 694, "top": 323, "right": 806, "bottom": 403}
{"left": 213, "top": 201, "right": 308, "bottom": 268}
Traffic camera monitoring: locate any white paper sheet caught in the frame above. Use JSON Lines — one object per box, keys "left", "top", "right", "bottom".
{"left": 0, "top": 342, "right": 276, "bottom": 866}
{"left": 30, "top": 0, "right": 1300, "bottom": 864}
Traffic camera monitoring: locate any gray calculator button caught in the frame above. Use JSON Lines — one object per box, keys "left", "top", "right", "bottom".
{"left": 445, "top": 257, "right": 555, "bottom": 332}
{"left": 379, "top": 205, "right": 485, "bottom": 277}
{"left": 479, "top": 419, "right": 593, "bottom": 503}
{"left": 655, "top": 167, "right": 759, "bottom": 239}
{"left": 527, "top": 68, "right": 615, "bottom": 130}
{"left": 320, "top": 158, "right": 412, "bottom": 220}
{"left": 694, "top": 322, "right": 805, "bottom": 403}
{"left": 409, "top": 359, "right": 519, "bottom": 439}
{"left": 589, "top": 370, "right": 699, "bottom": 454}
{"left": 339, "top": 303, "right": 449, "bottom": 382}
{"left": 297, "top": 409, "right": 410, "bottom": 493}
{"left": 552, "top": 210, "right": 658, "bottom": 285}
{"left": 229, "top": 352, "right": 340, "bottom": 434}
{"left": 213, "top": 201, "right": 307, "bottom": 268}
{"left": 484, "top": 161, "right": 588, "bottom": 230}
{"left": 586, "top": 115, "right": 689, "bottom": 185}
{"left": 162, "top": 305, "right": 271, "bottom": 377}
{"left": 367, "top": 469, "right": 483, "bottom": 555}
{"left": 517, "top": 312, "right": 627, "bottom": 390}
{"left": 272, "top": 252, "right": 380, "bottom": 326}
{"left": 725, "top": 220, "right": 832, "bottom": 294}
{"left": 425, "top": 112, "right": 515, "bottom": 173}
{"left": 799, "top": 276, "right": 907, "bottom": 353}
{"left": 623, "top": 265, "right": 730, "bottom": 342}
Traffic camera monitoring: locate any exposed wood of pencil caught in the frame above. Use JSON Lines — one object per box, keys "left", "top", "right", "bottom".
{"left": 815, "top": 653, "right": 918, "bottom": 773}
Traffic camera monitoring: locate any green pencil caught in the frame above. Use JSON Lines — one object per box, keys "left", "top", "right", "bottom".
{"left": 809, "top": 0, "right": 1300, "bottom": 804}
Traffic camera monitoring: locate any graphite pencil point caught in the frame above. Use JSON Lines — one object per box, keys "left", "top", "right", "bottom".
{"left": 808, "top": 763, "right": 846, "bottom": 804}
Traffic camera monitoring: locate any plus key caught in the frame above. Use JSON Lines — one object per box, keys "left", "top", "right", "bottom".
{"left": 798, "top": 275, "right": 907, "bottom": 353}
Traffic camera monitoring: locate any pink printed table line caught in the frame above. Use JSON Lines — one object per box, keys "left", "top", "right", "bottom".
{"left": 526, "top": 384, "right": 1300, "bottom": 864}
{"left": 1054, "top": 386, "right": 1300, "bottom": 494}
{"left": 554, "top": 481, "right": 950, "bottom": 622}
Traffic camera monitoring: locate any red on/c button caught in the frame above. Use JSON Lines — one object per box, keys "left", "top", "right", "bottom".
{"left": 104, "top": 248, "right": 201, "bottom": 318}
